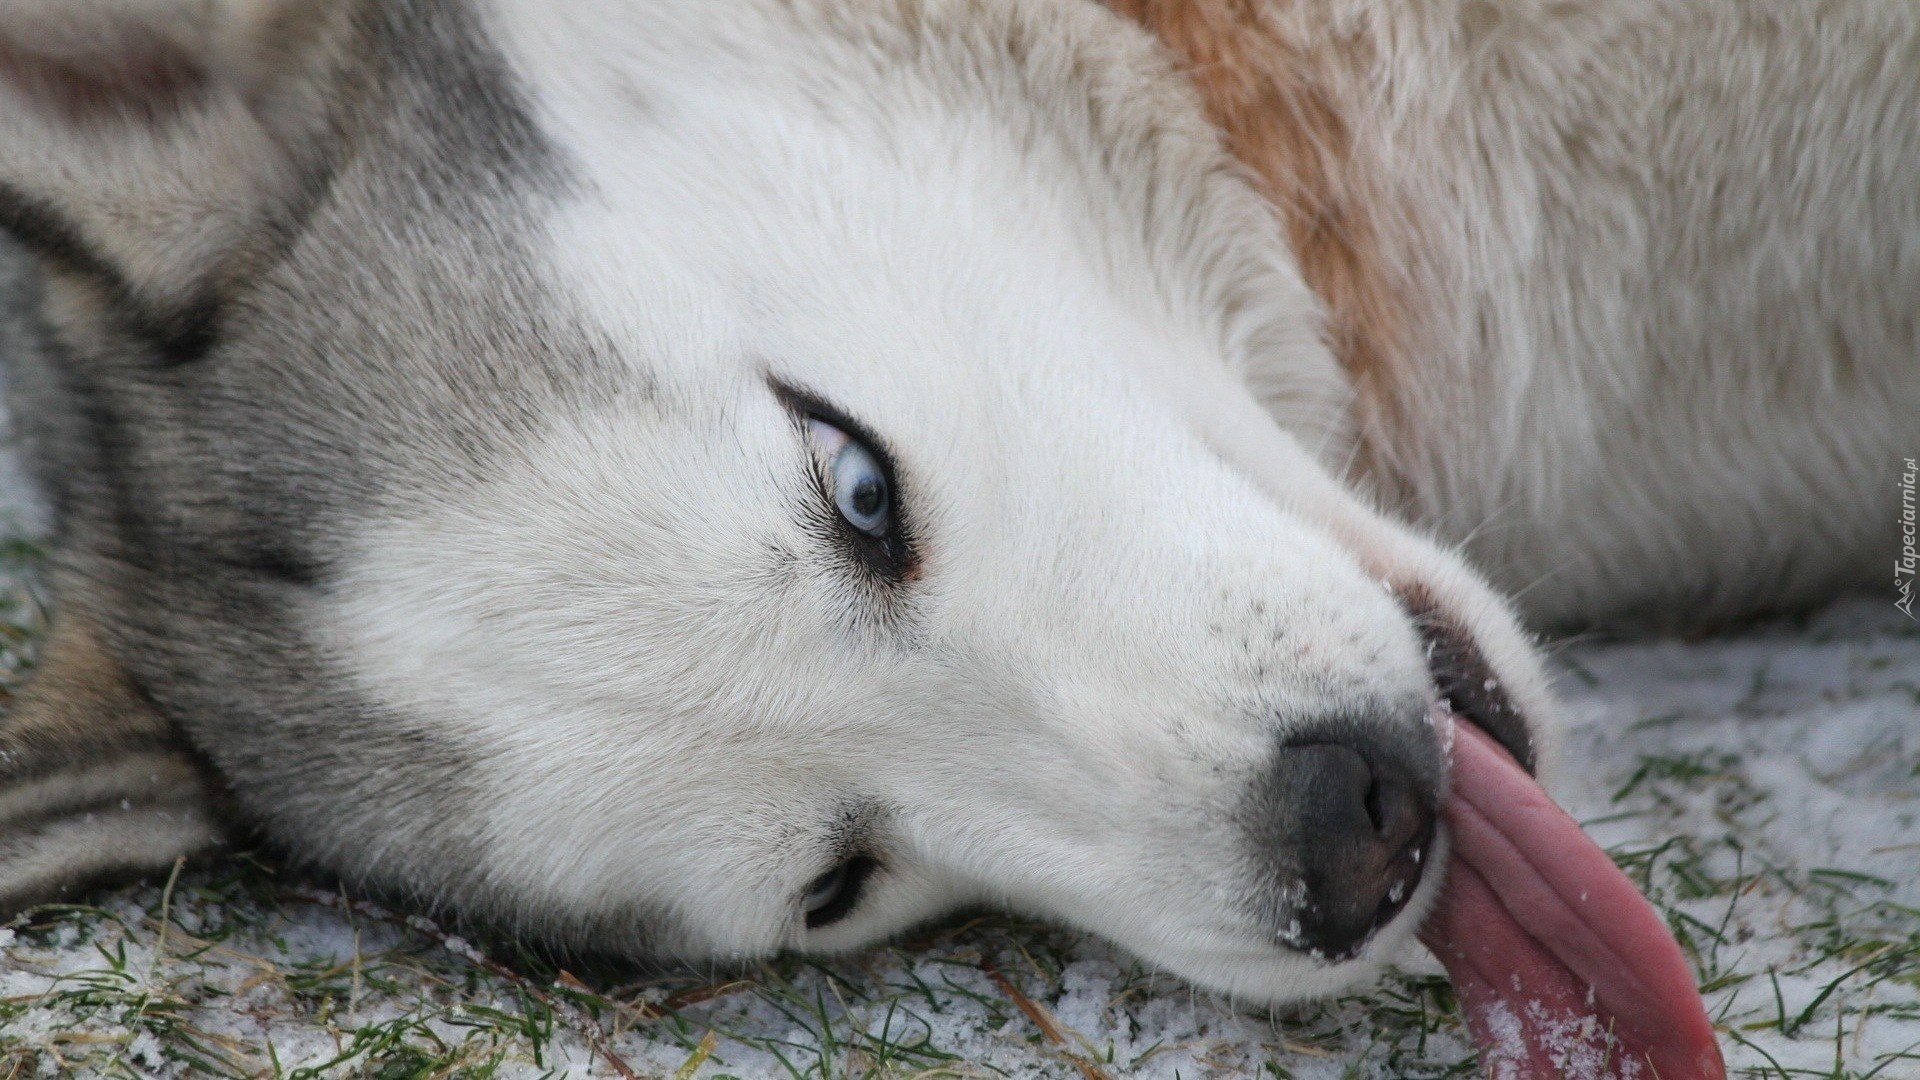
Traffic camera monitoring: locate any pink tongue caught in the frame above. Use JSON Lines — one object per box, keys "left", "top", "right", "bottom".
{"left": 1417, "top": 721, "right": 1727, "bottom": 1080}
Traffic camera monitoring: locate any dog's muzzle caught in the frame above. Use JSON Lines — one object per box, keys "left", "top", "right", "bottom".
{"left": 1237, "top": 597, "right": 1541, "bottom": 963}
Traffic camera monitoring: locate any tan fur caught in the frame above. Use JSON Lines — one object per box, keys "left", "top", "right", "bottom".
{"left": 1116, "top": 1, "right": 1919, "bottom": 627}
{"left": 0, "top": 608, "right": 224, "bottom": 911}
{"left": 1103, "top": 0, "right": 1416, "bottom": 467}
{"left": 2, "top": 609, "right": 170, "bottom": 774}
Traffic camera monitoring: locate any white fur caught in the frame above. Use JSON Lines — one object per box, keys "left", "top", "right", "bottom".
{"left": 1272, "top": 1, "right": 1920, "bottom": 624}
{"left": 1, "top": 0, "right": 1904, "bottom": 1009}
{"left": 312, "top": 0, "right": 1562, "bottom": 1000}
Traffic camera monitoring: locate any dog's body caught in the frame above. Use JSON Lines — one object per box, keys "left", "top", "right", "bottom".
{"left": 0, "top": 0, "right": 1912, "bottom": 1013}
{"left": 1117, "top": 1, "right": 1918, "bottom": 630}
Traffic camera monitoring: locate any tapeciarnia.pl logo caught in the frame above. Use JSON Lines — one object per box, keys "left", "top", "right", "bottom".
{"left": 1900, "top": 457, "right": 1917, "bottom": 620}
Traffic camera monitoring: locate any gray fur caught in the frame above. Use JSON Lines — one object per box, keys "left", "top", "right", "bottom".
{"left": 0, "top": 0, "right": 650, "bottom": 943}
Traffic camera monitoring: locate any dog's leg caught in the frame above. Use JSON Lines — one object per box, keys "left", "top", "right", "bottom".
{"left": 0, "top": 606, "right": 226, "bottom": 916}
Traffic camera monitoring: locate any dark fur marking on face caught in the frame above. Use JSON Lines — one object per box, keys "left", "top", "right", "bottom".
{"left": 57, "top": 356, "right": 170, "bottom": 577}
{"left": 0, "top": 184, "right": 223, "bottom": 367}
{"left": 216, "top": 542, "right": 327, "bottom": 589}
{"left": 3, "top": 0, "right": 563, "bottom": 375}
{"left": 143, "top": 0, "right": 564, "bottom": 369}
{"left": 147, "top": 296, "right": 220, "bottom": 366}
{"left": 367, "top": 0, "right": 566, "bottom": 201}
{"left": 0, "top": 0, "right": 613, "bottom": 951}
{"left": 0, "top": 186, "right": 120, "bottom": 286}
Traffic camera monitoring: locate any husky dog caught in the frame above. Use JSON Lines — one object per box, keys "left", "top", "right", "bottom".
{"left": 0, "top": 0, "right": 1912, "bottom": 1022}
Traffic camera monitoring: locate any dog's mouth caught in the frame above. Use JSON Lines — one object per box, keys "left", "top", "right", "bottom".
{"left": 1397, "top": 590, "right": 1727, "bottom": 1078}
{"left": 1403, "top": 589, "right": 1536, "bottom": 776}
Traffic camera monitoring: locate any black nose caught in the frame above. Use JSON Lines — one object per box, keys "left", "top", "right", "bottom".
{"left": 1242, "top": 723, "right": 1440, "bottom": 962}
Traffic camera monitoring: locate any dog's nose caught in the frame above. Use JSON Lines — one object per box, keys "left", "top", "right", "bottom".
{"left": 1286, "top": 742, "right": 1435, "bottom": 958}
{"left": 1243, "top": 724, "right": 1439, "bottom": 961}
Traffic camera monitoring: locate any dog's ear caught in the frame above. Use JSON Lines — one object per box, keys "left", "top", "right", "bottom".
{"left": 0, "top": 0, "right": 339, "bottom": 358}
{"left": 0, "top": 608, "right": 228, "bottom": 916}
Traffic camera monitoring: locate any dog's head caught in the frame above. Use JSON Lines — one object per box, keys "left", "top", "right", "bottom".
{"left": 0, "top": 0, "right": 1555, "bottom": 1003}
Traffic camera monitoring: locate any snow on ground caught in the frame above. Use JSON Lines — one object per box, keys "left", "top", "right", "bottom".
{"left": 1, "top": 388, "right": 1915, "bottom": 1078}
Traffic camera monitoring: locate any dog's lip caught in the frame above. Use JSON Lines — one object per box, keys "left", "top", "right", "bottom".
{"left": 1408, "top": 602, "right": 1536, "bottom": 774}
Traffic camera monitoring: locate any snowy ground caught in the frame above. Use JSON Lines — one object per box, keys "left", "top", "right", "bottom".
{"left": 1, "top": 415, "right": 1915, "bottom": 1077}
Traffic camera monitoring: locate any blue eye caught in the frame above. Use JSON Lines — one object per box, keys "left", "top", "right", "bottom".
{"left": 809, "top": 419, "right": 891, "bottom": 537}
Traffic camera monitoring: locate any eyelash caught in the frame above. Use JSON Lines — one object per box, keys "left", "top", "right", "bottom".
{"left": 776, "top": 387, "right": 917, "bottom": 582}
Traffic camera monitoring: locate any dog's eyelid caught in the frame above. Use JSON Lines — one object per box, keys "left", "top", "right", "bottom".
{"left": 801, "top": 853, "right": 880, "bottom": 930}
{"left": 766, "top": 377, "right": 917, "bottom": 581}
{"left": 805, "top": 416, "right": 852, "bottom": 456}
{"left": 767, "top": 379, "right": 899, "bottom": 470}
